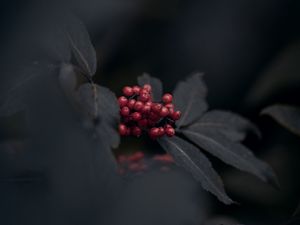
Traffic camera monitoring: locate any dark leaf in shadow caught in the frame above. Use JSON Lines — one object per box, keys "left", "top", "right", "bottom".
{"left": 157, "top": 135, "right": 233, "bottom": 204}
{"left": 173, "top": 73, "right": 208, "bottom": 128}
{"left": 64, "top": 14, "right": 97, "bottom": 76}
{"left": 189, "top": 110, "right": 261, "bottom": 142}
{"left": 261, "top": 104, "right": 300, "bottom": 137}
{"left": 0, "top": 63, "right": 55, "bottom": 117}
{"left": 182, "top": 128, "right": 279, "bottom": 188}
{"left": 77, "top": 83, "right": 120, "bottom": 148}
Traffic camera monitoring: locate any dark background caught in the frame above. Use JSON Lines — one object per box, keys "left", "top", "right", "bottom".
{"left": 0, "top": 0, "right": 300, "bottom": 224}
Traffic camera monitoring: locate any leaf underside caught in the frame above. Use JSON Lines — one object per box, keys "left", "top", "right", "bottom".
{"left": 158, "top": 135, "right": 233, "bottom": 204}
{"left": 173, "top": 73, "right": 208, "bottom": 128}
{"left": 137, "top": 73, "right": 163, "bottom": 102}
{"left": 261, "top": 104, "right": 300, "bottom": 137}
{"left": 182, "top": 128, "right": 278, "bottom": 188}
{"left": 189, "top": 110, "right": 261, "bottom": 142}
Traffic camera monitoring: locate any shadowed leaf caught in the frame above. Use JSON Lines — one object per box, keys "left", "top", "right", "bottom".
{"left": 64, "top": 15, "right": 97, "bottom": 76}
{"left": 189, "top": 110, "right": 261, "bottom": 142}
{"left": 261, "top": 104, "right": 300, "bottom": 137}
{"left": 137, "top": 73, "right": 163, "bottom": 102}
{"left": 0, "top": 64, "right": 54, "bottom": 117}
{"left": 77, "top": 83, "right": 120, "bottom": 148}
{"left": 158, "top": 135, "right": 233, "bottom": 204}
{"left": 173, "top": 73, "right": 208, "bottom": 128}
{"left": 182, "top": 128, "right": 279, "bottom": 188}
{"left": 293, "top": 201, "right": 300, "bottom": 217}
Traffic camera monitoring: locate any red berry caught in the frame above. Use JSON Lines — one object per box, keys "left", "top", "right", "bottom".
{"left": 171, "top": 111, "right": 181, "bottom": 120}
{"left": 158, "top": 127, "right": 165, "bottom": 137}
{"left": 132, "top": 85, "right": 141, "bottom": 94}
{"left": 118, "top": 96, "right": 128, "bottom": 107}
{"left": 159, "top": 106, "right": 169, "bottom": 117}
{"left": 151, "top": 103, "right": 162, "bottom": 113}
{"left": 141, "top": 105, "right": 151, "bottom": 114}
{"left": 168, "top": 107, "right": 174, "bottom": 114}
{"left": 164, "top": 124, "right": 172, "bottom": 128}
{"left": 134, "top": 101, "right": 144, "bottom": 111}
{"left": 143, "top": 84, "right": 152, "bottom": 92}
{"left": 127, "top": 99, "right": 136, "bottom": 109}
{"left": 149, "top": 111, "right": 160, "bottom": 122}
{"left": 145, "top": 101, "right": 152, "bottom": 107}
{"left": 165, "top": 127, "right": 175, "bottom": 137}
{"left": 162, "top": 93, "right": 173, "bottom": 104}
{"left": 123, "top": 86, "right": 134, "bottom": 96}
{"left": 149, "top": 127, "right": 160, "bottom": 139}
{"left": 139, "top": 91, "right": 150, "bottom": 102}
{"left": 132, "top": 112, "right": 142, "bottom": 121}
{"left": 165, "top": 103, "right": 174, "bottom": 109}
{"left": 120, "top": 106, "right": 130, "bottom": 116}
{"left": 131, "top": 126, "right": 142, "bottom": 137}
{"left": 119, "top": 124, "right": 128, "bottom": 136}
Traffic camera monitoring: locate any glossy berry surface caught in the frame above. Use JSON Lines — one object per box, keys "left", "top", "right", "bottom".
{"left": 118, "top": 83, "right": 181, "bottom": 139}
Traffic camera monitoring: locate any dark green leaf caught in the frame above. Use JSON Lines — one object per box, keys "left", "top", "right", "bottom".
{"left": 173, "top": 73, "right": 208, "bottom": 128}
{"left": 137, "top": 73, "right": 163, "bottom": 102}
{"left": 189, "top": 110, "right": 261, "bottom": 142}
{"left": 157, "top": 135, "right": 233, "bottom": 204}
{"left": 261, "top": 104, "right": 300, "bottom": 137}
{"left": 182, "top": 128, "right": 278, "bottom": 188}
{"left": 64, "top": 15, "right": 97, "bottom": 76}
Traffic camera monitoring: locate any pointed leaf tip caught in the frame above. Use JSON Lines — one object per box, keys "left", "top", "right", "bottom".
{"left": 261, "top": 104, "right": 300, "bottom": 137}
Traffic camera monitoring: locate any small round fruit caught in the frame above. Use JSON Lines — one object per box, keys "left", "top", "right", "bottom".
{"left": 162, "top": 93, "right": 173, "bottom": 104}
{"left": 139, "top": 91, "right": 150, "bottom": 102}
{"left": 118, "top": 96, "right": 128, "bottom": 107}
{"left": 143, "top": 84, "right": 152, "bottom": 92}
{"left": 172, "top": 111, "right": 181, "bottom": 120}
{"left": 119, "top": 124, "right": 128, "bottom": 136}
{"left": 159, "top": 107, "right": 169, "bottom": 117}
{"left": 158, "top": 127, "right": 165, "bottom": 137}
{"left": 120, "top": 106, "right": 130, "bottom": 116}
{"left": 165, "top": 127, "right": 175, "bottom": 137}
{"left": 134, "top": 101, "right": 144, "bottom": 111}
{"left": 132, "top": 112, "right": 142, "bottom": 121}
{"left": 127, "top": 99, "right": 136, "bottom": 109}
{"left": 149, "top": 127, "right": 160, "bottom": 139}
{"left": 141, "top": 105, "right": 151, "bottom": 114}
{"left": 123, "top": 86, "right": 134, "bottom": 96}
{"left": 151, "top": 103, "right": 162, "bottom": 113}
{"left": 132, "top": 85, "right": 141, "bottom": 94}
{"left": 165, "top": 103, "right": 174, "bottom": 109}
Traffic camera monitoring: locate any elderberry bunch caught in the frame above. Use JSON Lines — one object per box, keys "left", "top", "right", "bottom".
{"left": 118, "top": 84, "right": 181, "bottom": 139}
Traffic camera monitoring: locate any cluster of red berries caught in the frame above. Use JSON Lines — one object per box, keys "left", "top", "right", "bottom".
{"left": 118, "top": 84, "right": 181, "bottom": 139}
